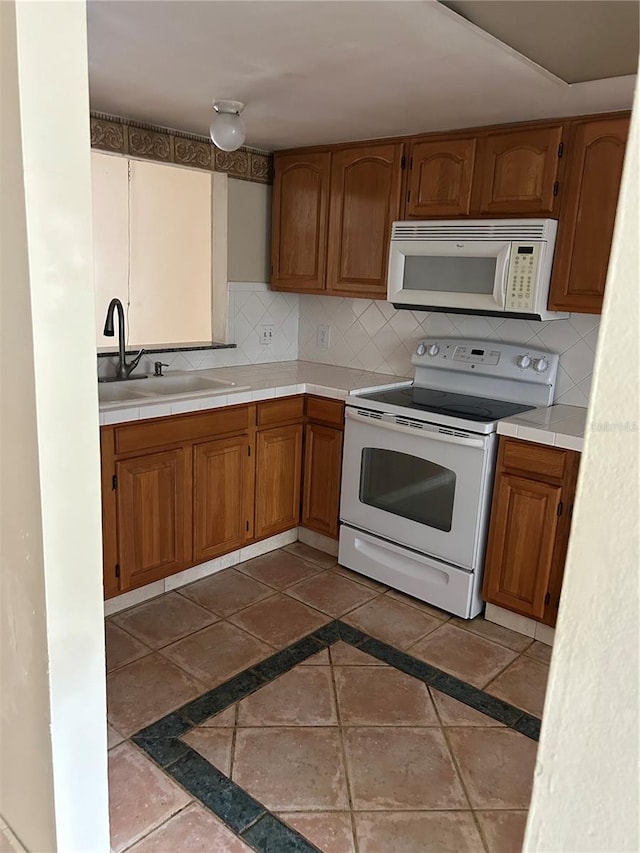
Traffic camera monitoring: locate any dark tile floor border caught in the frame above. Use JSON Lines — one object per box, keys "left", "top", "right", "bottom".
{"left": 132, "top": 619, "right": 541, "bottom": 852}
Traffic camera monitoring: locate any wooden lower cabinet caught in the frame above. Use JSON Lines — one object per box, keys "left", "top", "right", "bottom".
{"left": 482, "top": 437, "right": 580, "bottom": 626}
{"left": 102, "top": 395, "right": 343, "bottom": 597}
{"left": 255, "top": 423, "right": 303, "bottom": 540}
{"left": 193, "top": 435, "right": 253, "bottom": 563}
{"left": 116, "top": 448, "right": 190, "bottom": 591}
{"left": 301, "top": 423, "right": 343, "bottom": 538}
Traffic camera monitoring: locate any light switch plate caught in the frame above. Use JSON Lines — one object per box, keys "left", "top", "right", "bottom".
{"left": 259, "top": 325, "right": 274, "bottom": 346}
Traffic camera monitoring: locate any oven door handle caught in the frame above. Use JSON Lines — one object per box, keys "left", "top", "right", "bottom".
{"left": 346, "top": 409, "right": 487, "bottom": 449}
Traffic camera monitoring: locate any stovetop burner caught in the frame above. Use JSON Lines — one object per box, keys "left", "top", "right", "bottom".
{"left": 358, "top": 386, "right": 535, "bottom": 423}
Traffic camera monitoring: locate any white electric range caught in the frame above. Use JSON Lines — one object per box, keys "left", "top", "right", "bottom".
{"left": 339, "top": 338, "right": 558, "bottom": 618}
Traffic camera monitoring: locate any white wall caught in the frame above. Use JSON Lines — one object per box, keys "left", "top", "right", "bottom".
{"left": 0, "top": 3, "right": 56, "bottom": 847}
{"left": 228, "top": 178, "right": 272, "bottom": 283}
{"left": 1, "top": 1, "right": 109, "bottom": 850}
{"left": 524, "top": 82, "right": 639, "bottom": 852}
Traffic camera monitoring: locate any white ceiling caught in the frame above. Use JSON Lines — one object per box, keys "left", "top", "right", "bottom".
{"left": 87, "top": 0, "right": 637, "bottom": 152}
{"left": 443, "top": 1, "right": 639, "bottom": 84}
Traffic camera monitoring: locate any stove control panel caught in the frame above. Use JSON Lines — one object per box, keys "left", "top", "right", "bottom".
{"left": 452, "top": 346, "right": 501, "bottom": 366}
{"left": 411, "top": 339, "right": 558, "bottom": 408}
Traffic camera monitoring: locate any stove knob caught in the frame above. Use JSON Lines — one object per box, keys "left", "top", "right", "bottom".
{"left": 516, "top": 354, "right": 532, "bottom": 370}
{"left": 427, "top": 344, "right": 440, "bottom": 357}
{"left": 416, "top": 343, "right": 426, "bottom": 356}
{"left": 533, "top": 357, "right": 549, "bottom": 374}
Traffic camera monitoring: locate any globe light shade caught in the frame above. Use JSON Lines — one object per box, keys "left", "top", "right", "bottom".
{"left": 210, "top": 100, "right": 246, "bottom": 152}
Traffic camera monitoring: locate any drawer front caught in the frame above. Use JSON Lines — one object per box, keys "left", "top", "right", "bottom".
{"left": 501, "top": 437, "right": 568, "bottom": 481}
{"left": 257, "top": 396, "right": 304, "bottom": 427}
{"left": 115, "top": 405, "right": 249, "bottom": 454}
{"left": 306, "top": 395, "right": 344, "bottom": 427}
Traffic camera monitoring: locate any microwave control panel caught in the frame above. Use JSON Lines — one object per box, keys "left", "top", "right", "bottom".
{"left": 505, "top": 244, "right": 541, "bottom": 311}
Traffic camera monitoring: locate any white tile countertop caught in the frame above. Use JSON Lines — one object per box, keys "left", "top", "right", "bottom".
{"left": 497, "top": 404, "right": 587, "bottom": 453}
{"left": 98, "top": 361, "right": 410, "bottom": 426}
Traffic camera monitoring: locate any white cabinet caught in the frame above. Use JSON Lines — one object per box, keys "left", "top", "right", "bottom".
{"left": 91, "top": 153, "right": 129, "bottom": 348}
{"left": 91, "top": 152, "right": 213, "bottom": 348}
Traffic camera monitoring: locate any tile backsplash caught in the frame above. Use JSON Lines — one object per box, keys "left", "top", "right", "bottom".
{"left": 98, "top": 283, "right": 599, "bottom": 408}
{"left": 297, "top": 294, "right": 600, "bottom": 407}
{"left": 98, "top": 282, "right": 299, "bottom": 377}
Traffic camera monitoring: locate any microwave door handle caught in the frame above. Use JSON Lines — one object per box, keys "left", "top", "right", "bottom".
{"left": 494, "top": 246, "right": 511, "bottom": 309}
{"left": 346, "top": 409, "right": 487, "bottom": 449}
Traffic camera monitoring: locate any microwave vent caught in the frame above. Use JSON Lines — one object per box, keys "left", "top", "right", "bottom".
{"left": 391, "top": 220, "right": 555, "bottom": 242}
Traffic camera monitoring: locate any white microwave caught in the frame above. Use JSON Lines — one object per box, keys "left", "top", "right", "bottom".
{"left": 387, "top": 219, "right": 569, "bottom": 321}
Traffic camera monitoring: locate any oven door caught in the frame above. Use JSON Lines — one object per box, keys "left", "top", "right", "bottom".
{"left": 340, "top": 408, "right": 496, "bottom": 571}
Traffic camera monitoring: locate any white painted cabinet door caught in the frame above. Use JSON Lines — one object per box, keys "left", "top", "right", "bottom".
{"left": 91, "top": 152, "right": 129, "bottom": 347}
{"left": 128, "top": 159, "right": 212, "bottom": 345}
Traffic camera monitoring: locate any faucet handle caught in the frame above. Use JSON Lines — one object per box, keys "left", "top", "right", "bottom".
{"left": 154, "top": 361, "right": 170, "bottom": 377}
{"left": 124, "top": 348, "right": 145, "bottom": 377}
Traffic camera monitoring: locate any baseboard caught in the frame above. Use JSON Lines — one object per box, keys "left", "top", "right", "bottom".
{"left": 104, "top": 528, "right": 300, "bottom": 616}
{"left": 485, "top": 602, "right": 555, "bottom": 646}
{"left": 298, "top": 526, "right": 339, "bottom": 557}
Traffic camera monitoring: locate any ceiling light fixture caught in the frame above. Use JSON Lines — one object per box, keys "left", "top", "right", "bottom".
{"left": 209, "top": 100, "right": 246, "bottom": 152}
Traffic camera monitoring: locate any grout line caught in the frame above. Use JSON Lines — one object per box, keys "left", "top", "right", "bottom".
{"left": 427, "top": 685, "right": 491, "bottom": 853}
{"left": 449, "top": 617, "right": 536, "bottom": 654}
{"left": 106, "top": 646, "right": 156, "bottom": 677}
{"left": 439, "top": 725, "right": 491, "bottom": 853}
{"left": 481, "top": 647, "right": 529, "bottom": 692}
{"left": 327, "top": 651, "right": 360, "bottom": 853}
{"left": 228, "top": 703, "right": 240, "bottom": 780}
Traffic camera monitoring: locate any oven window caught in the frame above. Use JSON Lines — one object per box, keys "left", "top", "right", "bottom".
{"left": 359, "top": 448, "right": 455, "bottom": 532}
{"left": 403, "top": 256, "right": 496, "bottom": 294}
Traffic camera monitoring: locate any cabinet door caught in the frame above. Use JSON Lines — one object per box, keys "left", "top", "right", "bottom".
{"left": 548, "top": 116, "right": 629, "bottom": 314}
{"left": 101, "top": 427, "right": 119, "bottom": 598}
{"left": 271, "top": 151, "right": 331, "bottom": 292}
{"left": 482, "top": 473, "right": 562, "bottom": 620}
{"left": 129, "top": 159, "right": 213, "bottom": 344}
{"left": 193, "top": 435, "right": 254, "bottom": 563}
{"left": 116, "top": 448, "right": 189, "bottom": 591}
{"left": 91, "top": 152, "right": 129, "bottom": 348}
{"left": 406, "top": 137, "right": 476, "bottom": 218}
{"left": 478, "top": 126, "right": 563, "bottom": 215}
{"left": 255, "top": 424, "right": 303, "bottom": 539}
{"left": 326, "top": 142, "right": 404, "bottom": 298}
{"left": 301, "top": 423, "right": 343, "bottom": 539}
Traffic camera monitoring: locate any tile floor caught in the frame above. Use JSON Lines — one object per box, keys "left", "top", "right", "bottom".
{"left": 106, "top": 542, "right": 551, "bottom": 852}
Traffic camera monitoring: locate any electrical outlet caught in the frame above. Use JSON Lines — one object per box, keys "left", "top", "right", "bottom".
{"left": 259, "top": 324, "right": 274, "bottom": 346}
{"left": 317, "top": 324, "right": 331, "bottom": 349}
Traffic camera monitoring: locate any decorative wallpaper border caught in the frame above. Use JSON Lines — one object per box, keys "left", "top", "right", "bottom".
{"left": 90, "top": 112, "right": 272, "bottom": 184}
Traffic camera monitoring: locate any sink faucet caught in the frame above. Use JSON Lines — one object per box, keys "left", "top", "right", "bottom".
{"left": 103, "top": 298, "right": 145, "bottom": 380}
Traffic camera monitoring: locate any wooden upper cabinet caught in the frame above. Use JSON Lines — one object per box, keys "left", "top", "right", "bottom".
{"left": 116, "top": 448, "right": 190, "bottom": 590}
{"left": 548, "top": 115, "right": 629, "bottom": 314}
{"left": 406, "top": 137, "right": 476, "bottom": 218}
{"left": 271, "top": 151, "right": 331, "bottom": 291}
{"left": 326, "top": 142, "right": 404, "bottom": 298}
{"left": 478, "top": 125, "right": 564, "bottom": 215}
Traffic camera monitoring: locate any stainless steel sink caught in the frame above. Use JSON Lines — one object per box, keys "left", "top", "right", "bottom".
{"left": 140, "top": 374, "right": 238, "bottom": 395}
